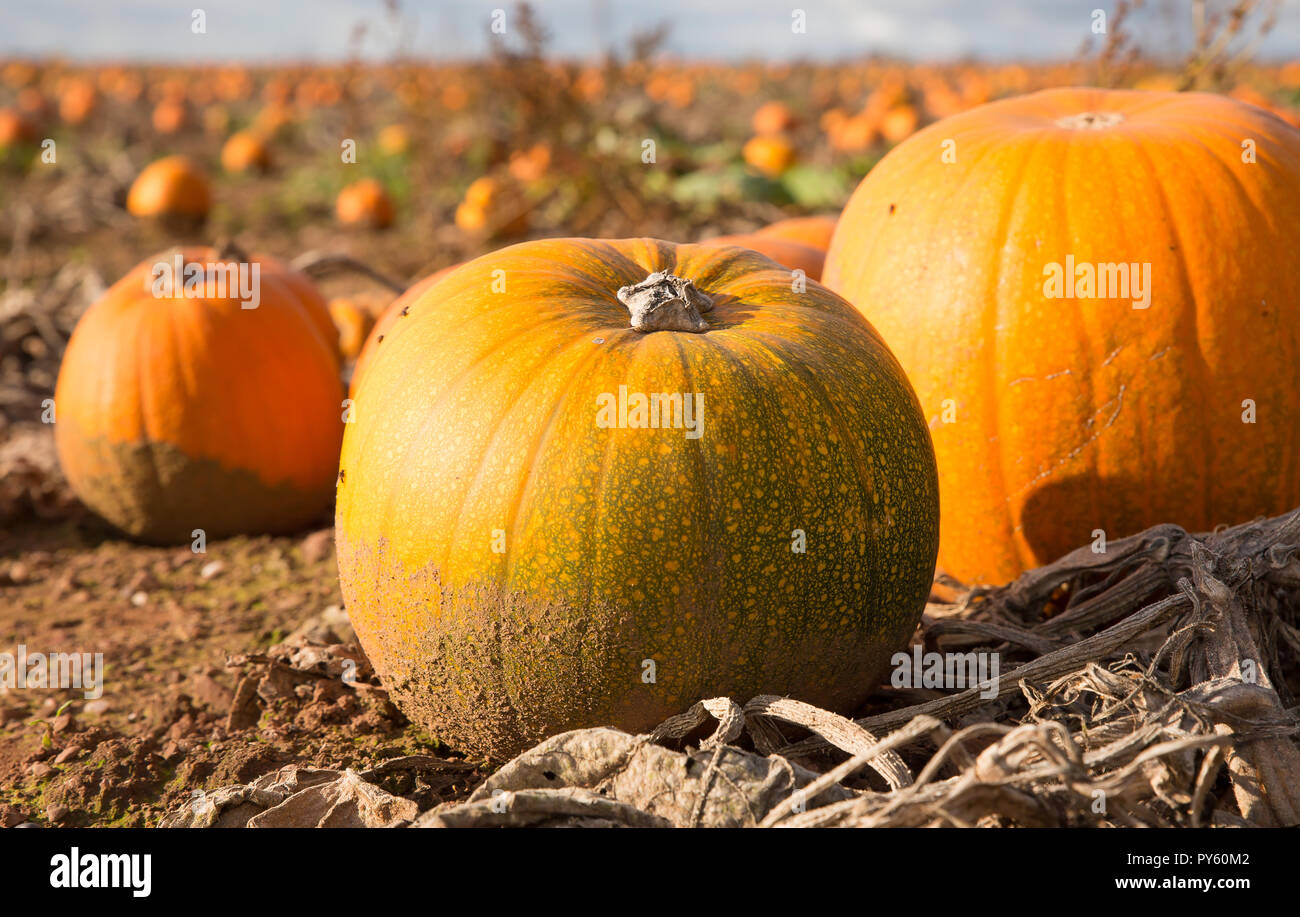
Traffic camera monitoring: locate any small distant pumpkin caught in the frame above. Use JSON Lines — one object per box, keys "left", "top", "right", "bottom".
{"left": 336, "top": 178, "right": 395, "bottom": 229}
{"left": 751, "top": 100, "right": 798, "bottom": 135}
{"left": 701, "top": 233, "right": 825, "bottom": 282}
{"left": 880, "top": 104, "right": 920, "bottom": 143}
{"left": 376, "top": 124, "right": 411, "bottom": 156}
{"left": 54, "top": 246, "right": 344, "bottom": 543}
{"left": 828, "top": 112, "right": 878, "bottom": 153}
{"left": 0, "top": 108, "right": 38, "bottom": 149}
{"left": 507, "top": 142, "right": 552, "bottom": 183}
{"left": 220, "top": 130, "right": 272, "bottom": 173}
{"left": 742, "top": 134, "right": 797, "bottom": 177}
{"left": 58, "top": 79, "right": 96, "bottom": 125}
{"left": 454, "top": 175, "right": 528, "bottom": 237}
{"left": 126, "top": 155, "right": 212, "bottom": 221}
{"left": 328, "top": 298, "right": 376, "bottom": 362}
{"left": 151, "top": 98, "right": 187, "bottom": 135}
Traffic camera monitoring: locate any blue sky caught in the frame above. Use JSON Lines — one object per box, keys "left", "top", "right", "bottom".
{"left": 2, "top": 1, "right": 1297, "bottom": 62}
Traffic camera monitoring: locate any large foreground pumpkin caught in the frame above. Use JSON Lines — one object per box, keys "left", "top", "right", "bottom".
{"left": 337, "top": 237, "right": 938, "bottom": 759}
{"left": 825, "top": 88, "right": 1300, "bottom": 584}
{"left": 55, "top": 247, "right": 344, "bottom": 543}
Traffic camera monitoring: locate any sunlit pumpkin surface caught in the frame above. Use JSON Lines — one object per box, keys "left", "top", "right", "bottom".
{"left": 337, "top": 237, "right": 938, "bottom": 759}
{"left": 826, "top": 87, "right": 1300, "bottom": 585}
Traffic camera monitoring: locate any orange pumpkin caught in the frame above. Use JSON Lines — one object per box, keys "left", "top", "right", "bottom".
{"left": 348, "top": 265, "right": 460, "bottom": 398}
{"left": 126, "top": 155, "right": 211, "bottom": 221}
{"left": 825, "top": 87, "right": 1300, "bottom": 584}
{"left": 328, "top": 298, "right": 376, "bottom": 362}
{"left": 879, "top": 104, "right": 920, "bottom": 143}
{"left": 336, "top": 238, "right": 938, "bottom": 758}
{"left": 742, "top": 134, "right": 797, "bottom": 177}
{"left": 376, "top": 124, "right": 411, "bottom": 156}
{"left": 336, "top": 178, "right": 394, "bottom": 229}
{"left": 151, "top": 98, "right": 187, "bottom": 134}
{"left": 54, "top": 247, "right": 344, "bottom": 543}
{"left": 507, "top": 142, "right": 552, "bottom": 183}
{"left": 58, "top": 79, "right": 96, "bottom": 125}
{"left": 220, "top": 130, "right": 272, "bottom": 173}
{"left": 701, "top": 234, "right": 825, "bottom": 281}
{"left": 756, "top": 214, "right": 839, "bottom": 253}
{"left": 751, "top": 100, "right": 798, "bottom": 135}
{"left": 454, "top": 175, "right": 528, "bottom": 237}
{"left": 0, "top": 108, "right": 38, "bottom": 149}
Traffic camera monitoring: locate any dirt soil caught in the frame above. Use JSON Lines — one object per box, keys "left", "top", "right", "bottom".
{"left": 0, "top": 441, "right": 489, "bottom": 826}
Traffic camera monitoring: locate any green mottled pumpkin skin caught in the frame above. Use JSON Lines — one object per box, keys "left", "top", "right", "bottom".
{"left": 336, "top": 238, "right": 938, "bottom": 760}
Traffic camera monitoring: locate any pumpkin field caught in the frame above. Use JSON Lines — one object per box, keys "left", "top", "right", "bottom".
{"left": 2, "top": 1, "right": 1300, "bottom": 836}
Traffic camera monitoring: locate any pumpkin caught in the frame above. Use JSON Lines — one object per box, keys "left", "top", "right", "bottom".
{"left": 328, "top": 298, "right": 376, "bottom": 362}
{"left": 348, "top": 264, "right": 460, "bottom": 398}
{"left": 57, "top": 79, "right": 96, "bottom": 124}
{"left": 879, "top": 104, "right": 920, "bottom": 143}
{"left": 828, "top": 112, "right": 879, "bottom": 153}
{"left": 824, "top": 87, "right": 1300, "bottom": 585}
{"left": 336, "top": 178, "right": 394, "bottom": 229}
{"left": 752, "top": 100, "right": 798, "bottom": 135}
{"left": 336, "top": 237, "right": 939, "bottom": 759}
{"left": 0, "top": 108, "right": 38, "bottom": 149}
{"left": 151, "top": 98, "right": 187, "bottom": 134}
{"left": 54, "top": 246, "right": 344, "bottom": 543}
{"left": 126, "top": 155, "right": 211, "bottom": 221}
{"left": 757, "top": 214, "right": 839, "bottom": 253}
{"left": 220, "top": 130, "right": 272, "bottom": 173}
{"left": 376, "top": 124, "right": 411, "bottom": 156}
{"left": 742, "top": 134, "right": 797, "bottom": 177}
{"left": 507, "top": 142, "right": 552, "bottom": 183}
{"left": 701, "top": 234, "right": 825, "bottom": 281}
{"left": 454, "top": 175, "right": 529, "bottom": 237}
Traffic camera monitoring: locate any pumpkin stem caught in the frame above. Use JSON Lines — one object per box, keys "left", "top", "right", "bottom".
{"left": 1056, "top": 111, "right": 1124, "bottom": 130}
{"left": 616, "top": 271, "right": 714, "bottom": 333}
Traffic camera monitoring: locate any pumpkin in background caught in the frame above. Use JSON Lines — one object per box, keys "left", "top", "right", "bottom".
{"left": 825, "top": 87, "right": 1300, "bottom": 585}
{"left": 151, "top": 97, "right": 187, "bottom": 134}
{"left": 757, "top": 214, "right": 839, "bottom": 253}
{"left": 220, "top": 130, "right": 272, "bottom": 173}
{"left": 336, "top": 237, "right": 938, "bottom": 759}
{"left": 0, "top": 108, "right": 38, "bottom": 149}
{"left": 54, "top": 247, "right": 345, "bottom": 543}
{"left": 879, "top": 103, "right": 920, "bottom": 143}
{"left": 57, "top": 78, "right": 96, "bottom": 124}
{"left": 328, "top": 298, "right": 376, "bottom": 362}
{"left": 454, "top": 175, "right": 529, "bottom": 237}
{"left": 701, "top": 233, "right": 825, "bottom": 281}
{"left": 751, "top": 100, "right": 798, "bottom": 135}
{"left": 742, "top": 134, "right": 797, "bottom": 177}
{"left": 348, "top": 264, "right": 459, "bottom": 399}
{"left": 376, "top": 124, "right": 411, "bottom": 156}
{"left": 336, "top": 178, "right": 394, "bottom": 228}
{"left": 126, "top": 155, "right": 211, "bottom": 221}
